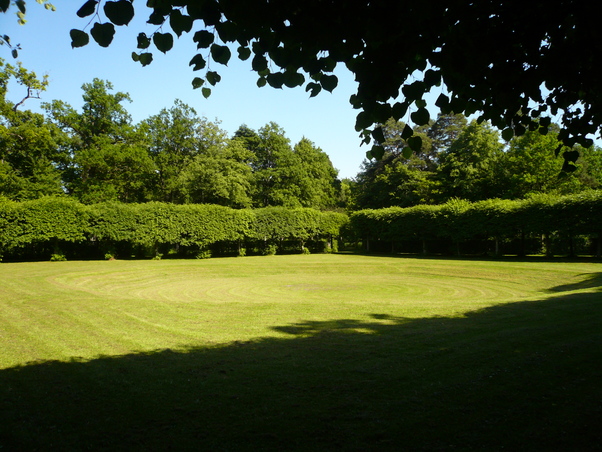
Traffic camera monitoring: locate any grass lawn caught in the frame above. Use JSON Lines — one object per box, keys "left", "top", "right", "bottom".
{"left": 1, "top": 254, "right": 601, "bottom": 450}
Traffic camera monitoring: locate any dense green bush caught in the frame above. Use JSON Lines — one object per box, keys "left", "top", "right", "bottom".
{"left": 0, "top": 199, "right": 348, "bottom": 261}
{"left": 348, "top": 191, "right": 602, "bottom": 256}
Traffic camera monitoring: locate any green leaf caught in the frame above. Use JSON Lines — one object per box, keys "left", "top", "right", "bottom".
{"left": 210, "top": 44, "right": 231, "bottom": 65}
{"left": 283, "top": 71, "right": 304, "bottom": 88}
{"left": 237, "top": 46, "right": 251, "bottom": 61}
{"left": 401, "top": 124, "right": 414, "bottom": 140}
{"left": 252, "top": 54, "right": 268, "bottom": 72}
{"left": 370, "top": 145, "right": 385, "bottom": 160}
{"left": 189, "top": 54, "right": 206, "bottom": 71}
{"left": 410, "top": 107, "right": 430, "bottom": 126}
{"left": 169, "top": 9, "right": 193, "bottom": 37}
{"left": 563, "top": 150, "right": 580, "bottom": 163}
{"left": 392, "top": 102, "right": 408, "bottom": 120}
{"left": 320, "top": 74, "right": 338, "bottom": 92}
{"left": 193, "top": 30, "right": 214, "bottom": 49}
{"left": 153, "top": 32, "right": 174, "bottom": 53}
{"left": 257, "top": 77, "right": 267, "bottom": 88}
{"left": 138, "top": 52, "right": 153, "bottom": 66}
{"left": 90, "top": 22, "right": 115, "bottom": 47}
{"left": 402, "top": 146, "right": 413, "bottom": 159}
{"left": 355, "top": 111, "right": 373, "bottom": 131}
{"left": 131, "top": 51, "right": 139, "bottom": 62}
{"left": 206, "top": 71, "right": 221, "bottom": 86}
{"left": 76, "top": 0, "right": 98, "bottom": 18}
{"left": 408, "top": 135, "right": 422, "bottom": 152}
{"left": 137, "top": 32, "right": 151, "bottom": 49}
{"left": 371, "top": 126, "right": 385, "bottom": 144}
{"left": 192, "top": 77, "right": 204, "bottom": 89}
{"left": 501, "top": 127, "right": 514, "bottom": 141}
{"left": 435, "top": 93, "right": 450, "bottom": 111}
{"left": 306, "top": 82, "right": 321, "bottom": 98}
{"left": 202, "top": 87, "right": 211, "bottom": 99}
{"left": 267, "top": 72, "right": 285, "bottom": 89}
{"left": 104, "top": 0, "right": 134, "bottom": 26}
{"left": 70, "top": 29, "right": 90, "bottom": 48}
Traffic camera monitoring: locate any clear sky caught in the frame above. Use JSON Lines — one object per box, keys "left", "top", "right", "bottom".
{"left": 2, "top": 3, "right": 394, "bottom": 179}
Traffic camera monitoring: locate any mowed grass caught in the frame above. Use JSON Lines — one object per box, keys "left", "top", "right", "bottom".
{"left": 1, "top": 254, "right": 601, "bottom": 450}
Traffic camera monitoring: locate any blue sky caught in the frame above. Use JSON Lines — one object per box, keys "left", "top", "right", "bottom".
{"left": 1, "top": 3, "right": 447, "bottom": 179}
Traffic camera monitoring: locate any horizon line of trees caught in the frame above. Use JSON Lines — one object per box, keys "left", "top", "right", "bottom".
{"left": 2, "top": 58, "right": 602, "bottom": 216}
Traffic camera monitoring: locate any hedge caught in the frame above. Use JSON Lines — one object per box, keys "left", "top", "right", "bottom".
{"left": 0, "top": 198, "right": 348, "bottom": 261}
{"left": 347, "top": 191, "right": 602, "bottom": 256}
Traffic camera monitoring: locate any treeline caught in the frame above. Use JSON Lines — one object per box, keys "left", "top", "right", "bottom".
{"left": 1, "top": 62, "right": 342, "bottom": 209}
{"left": 347, "top": 191, "right": 602, "bottom": 257}
{"left": 0, "top": 198, "right": 348, "bottom": 261}
{"left": 349, "top": 116, "right": 602, "bottom": 209}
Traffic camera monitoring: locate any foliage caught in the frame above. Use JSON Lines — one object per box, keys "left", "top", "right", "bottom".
{"left": 13, "top": 0, "right": 598, "bottom": 163}
{"left": 0, "top": 198, "right": 348, "bottom": 261}
{"left": 348, "top": 192, "right": 602, "bottom": 256}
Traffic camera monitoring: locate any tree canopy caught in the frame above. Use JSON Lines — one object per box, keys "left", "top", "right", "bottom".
{"left": 2, "top": 0, "right": 600, "bottom": 167}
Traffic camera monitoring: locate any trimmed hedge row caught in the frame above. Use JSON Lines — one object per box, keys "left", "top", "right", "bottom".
{"left": 347, "top": 191, "right": 602, "bottom": 257}
{"left": 0, "top": 198, "right": 348, "bottom": 261}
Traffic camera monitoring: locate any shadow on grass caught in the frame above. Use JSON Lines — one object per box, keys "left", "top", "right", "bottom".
{"left": 1, "top": 292, "right": 601, "bottom": 451}
{"left": 548, "top": 272, "right": 602, "bottom": 293}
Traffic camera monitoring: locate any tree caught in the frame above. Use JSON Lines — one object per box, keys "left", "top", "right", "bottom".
{"left": 44, "top": 79, "right": 156, "bottom": 203}
{"left": 7, "top": 0, "right": 598, "bottom": 164}
{"left": 139, "top": 99, "right": 228, "bottom": 202}
{"left": 177, "top": 137, "right": 253, "bottom": 208}
{"left": 437, "top": 121, "right": 504, "bottom": 202}
{"left": 291, "top": 138, "right": 339, "bottom": 209}
{"left": 497, "top": 127, "right": 602, "bottom": 199}
{"left": 0, "top": 58, "right": 65, "bottom": 199}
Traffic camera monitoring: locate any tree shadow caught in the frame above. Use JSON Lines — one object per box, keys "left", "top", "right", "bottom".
{"left": 1, "top": 292, "right": 601, "bottom": 451}
{"left": 547, "top": 272, "right": 602, "bottom": 293}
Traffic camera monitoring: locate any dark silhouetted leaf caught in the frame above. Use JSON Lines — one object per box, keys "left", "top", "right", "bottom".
{"left": 320, "top": 74, "right": 338, "bottom": 92}
{"left": 410, "top": 107, "right": 430, "bottom": 126}
{"left": 104, "top": 0, "right": 134, "bottom": 26}
{"left": 408, "top": 135, "right": 422, "bottom": 152}
{"left": 193, "top": 30, "right": 214, "bottom": 48}
{"left": 355, "top": 111, "right": 373, "bottom": 131}
{"left": 189, "top": 54, "right": 206, "bottom": 71}
{"left": 252, "top": 54, "right": 268, "bottom": 72}
{"left": 402, "top": 146, "right": 413, "bottom": 159}
{"left": 206, "top": 71, "right": 221, "bottom": 86}
{"left": 0, "top": 0, "right": 10, "bottom": 13}
{"left": 370, "top": 145, "right": 385, "bottom": 160}
{"left": 501, "top": 128, "right": 514, "bottom": 141}
{"left": 202, "top": 87, "right": 211, "bottom": 98}
{"left": 90, "top": 22, "right": 115, "bottom": 47}
{"left": 138, "top": 52, "right": 153, "bottom": 66}
{"left": 306, "top": 82, "right": 321, "bottom": 98}
{"left": 11, "top": 48, "right": 18, "bottom": 58}
{"left": 237, "top": 46, "right": 251, "bottom": 60}
{"left": 267, "top": 72, "right": 284, "bottom": 89}
{"left": 76, "top": 0, "right": 98, "bottom": 18}
{"left": 153, "top": 32, "right": 174, "bottom": 53}
{"left": 169, "top": 9, "right": 193, "bottom": 37}
{"left": 192, "top": 77, "right": 204, "bottom": 89}
{"left": 70, "top": 29, "right": 89, "bottom": 48}
{"left": 137, "top": 32, "right": 150, "bottom": 49}
{"left": 211, "top": 44, "right": 231, "bottom": 65}
{"left": 257, "top": 77, "right": 267, "bottom": 88}
{"left": 371, "top": 127, "right": 385, "bottom": 143}
{"left": 563, "top": 150, "right": 579, "bottom": 163}
{"left": 401, "top": 124, "right": 414, "bottom": 140}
